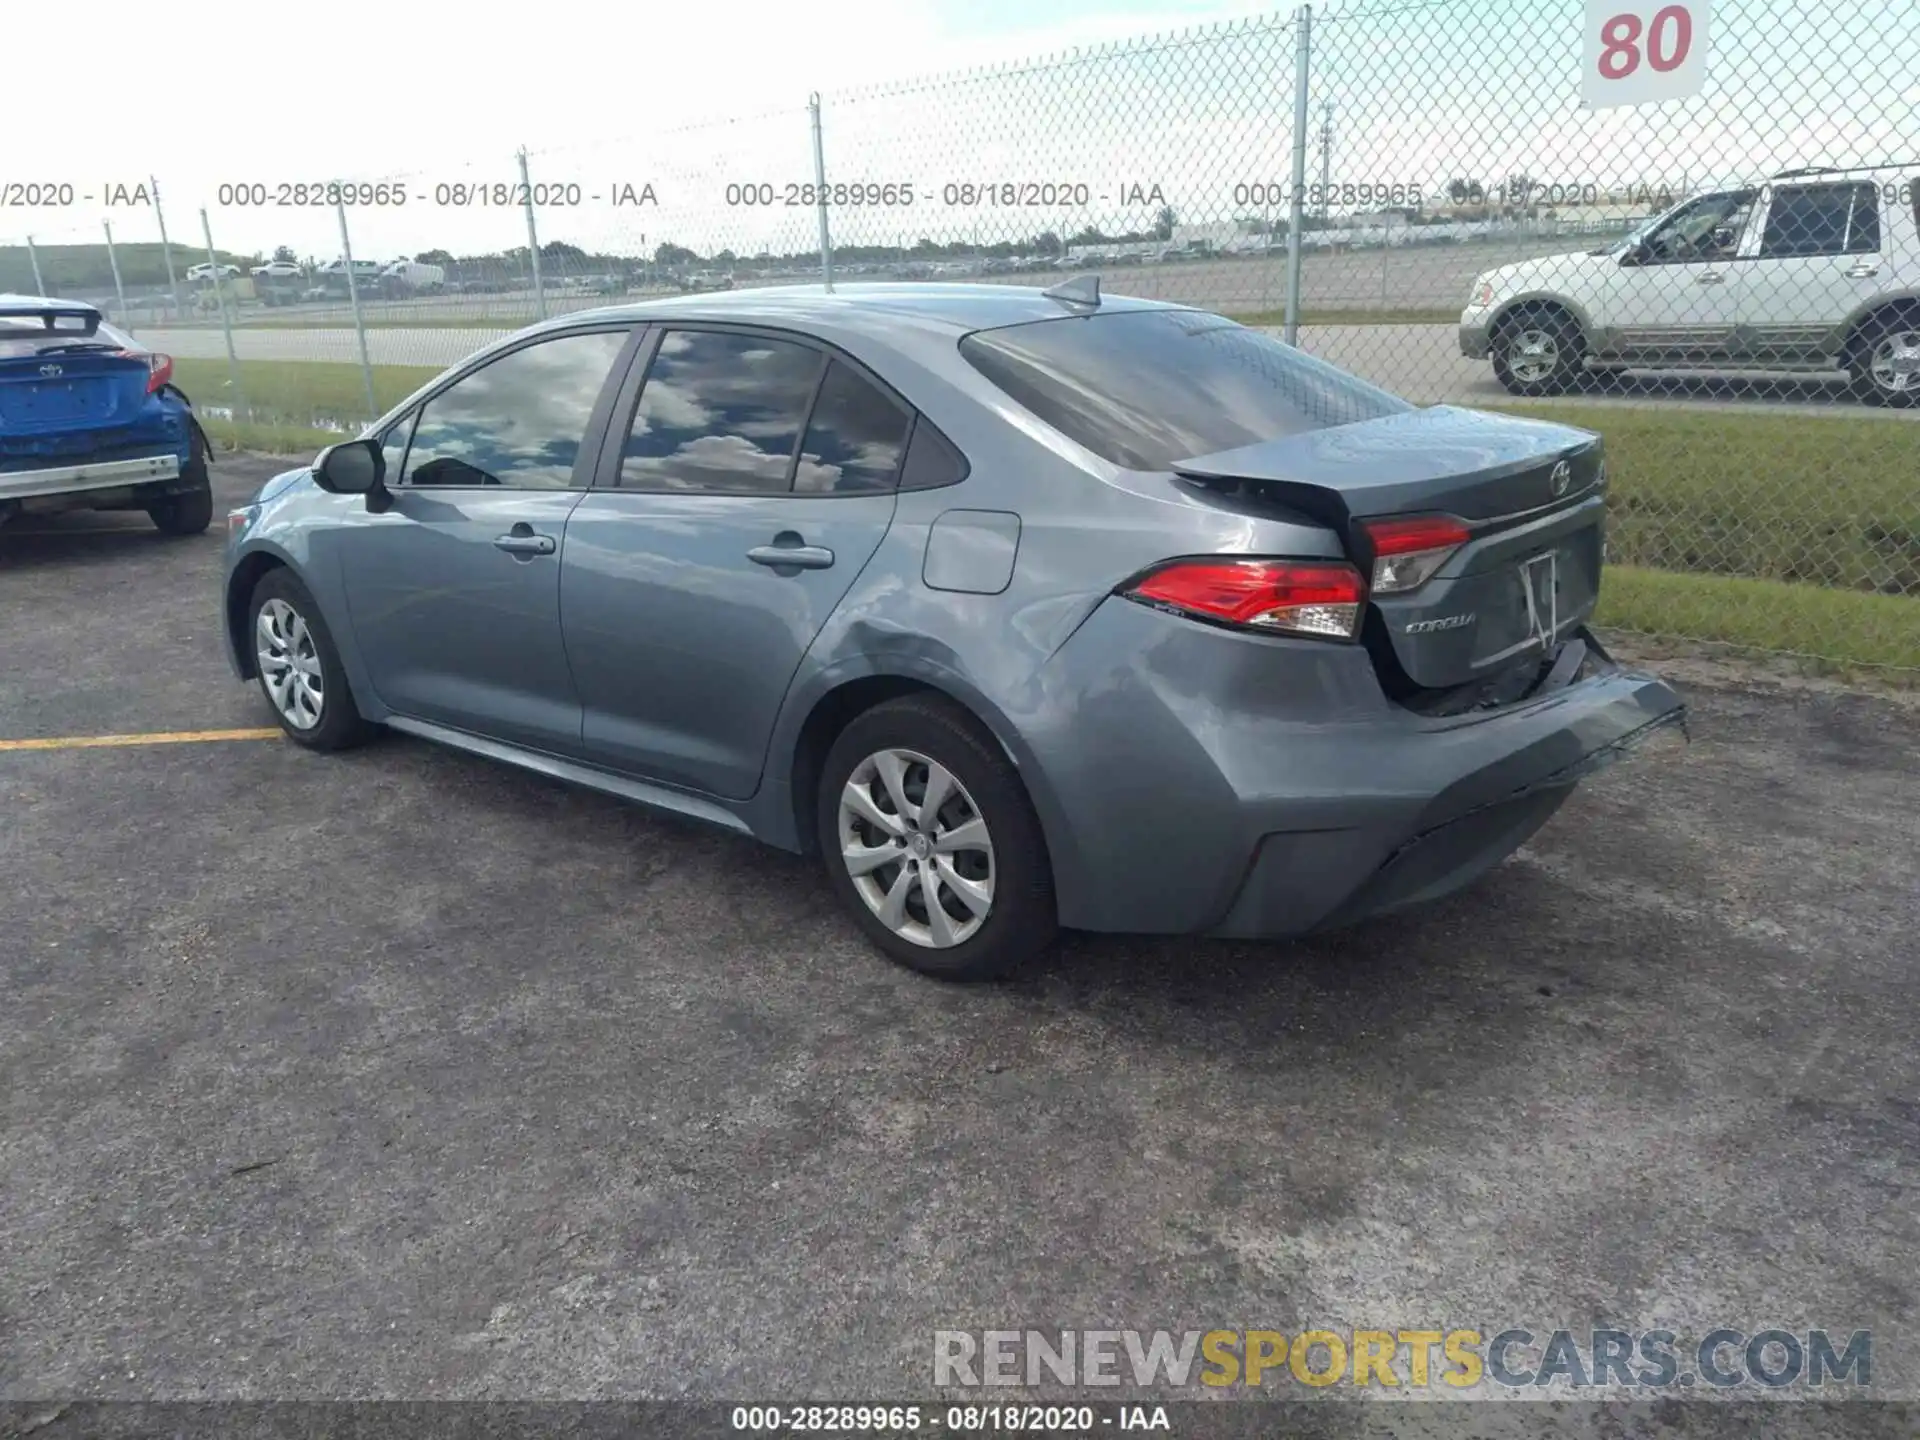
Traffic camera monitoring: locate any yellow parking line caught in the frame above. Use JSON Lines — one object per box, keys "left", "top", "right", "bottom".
{"left": 0, "top": 727, "right": 282, "bottom": 753}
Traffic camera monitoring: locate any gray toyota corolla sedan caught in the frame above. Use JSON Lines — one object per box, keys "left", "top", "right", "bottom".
{"left": 222, "top": 281, "right": 1685, "bottom": 980}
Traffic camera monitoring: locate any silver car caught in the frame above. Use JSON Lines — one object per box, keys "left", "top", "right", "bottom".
{"left": 221, "top": 283, "right": 1684, "bottom": 980}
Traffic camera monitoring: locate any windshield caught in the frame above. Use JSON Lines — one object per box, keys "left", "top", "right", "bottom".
{"left": 0, "top": 318, "right": 136, "bottom": 359}
{"left": 958, "top": 308, "right": 1411, "bottom": 470}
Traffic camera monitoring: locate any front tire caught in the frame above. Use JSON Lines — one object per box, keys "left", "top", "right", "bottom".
{"left": 147, "top": 434, "right": 213, "bottom": 536}
{"left": 817, "top": 696, "right": 1056, "bottom": 981}
{"left": 1847, "top": 310, "right": 1920, "bottom": 409}
{"left": 248, "top": 568, "right": 375, "bottom": 751}
{"left": 1491, "top": 307, "right": 1585, "bottom": 396}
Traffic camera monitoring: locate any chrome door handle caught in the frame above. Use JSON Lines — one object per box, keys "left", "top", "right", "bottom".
{"left": 493, "top": 532, "right": 556, "bottom": 556}
{"left": 747, "top": 542, "right": 835, "bottom": 570}
{"left": 1845, "top": 262, "right": 1880, "bottom": 278}
{"left": 1696, "top": 271, "right": 1725, "bottom": 284}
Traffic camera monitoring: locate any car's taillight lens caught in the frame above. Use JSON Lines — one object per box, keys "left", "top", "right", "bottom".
{"left": 118, "top": 350, "right": 173, "bottom": 393}
{"left": 1362, "top": 516, "right": 1471, "bottom": 594}
{"left": 1126, "top": 558, "right": 1366, "bottom": 640}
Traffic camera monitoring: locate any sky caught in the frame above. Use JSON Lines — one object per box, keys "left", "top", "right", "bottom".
{"left": 6, "top": 0, "right": 1917, "bottom": 264}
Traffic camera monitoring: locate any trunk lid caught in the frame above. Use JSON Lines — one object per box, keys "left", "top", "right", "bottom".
{"left": 1174, "top": 405, "right": 1607, "bottom": 693}
{"left": 0, "top": 349, "right": 154, "bottom": 438}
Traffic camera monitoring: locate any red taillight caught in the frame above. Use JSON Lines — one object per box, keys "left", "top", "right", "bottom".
{"left": 118, "top": 350, "right": 173, "bottom": 394}
{"left": 1361, "top": 515, "right": 1471, "bottom": 594}
{"left": 1126, "top": 558, "right": 1366, "bottom": 640}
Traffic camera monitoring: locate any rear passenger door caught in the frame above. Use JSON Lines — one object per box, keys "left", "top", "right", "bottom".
{"left": 559, "top": 326, "right": 915, "bottom": 799}
{"left": 1733, "top": 181, "right": 1889, "bottom": 360}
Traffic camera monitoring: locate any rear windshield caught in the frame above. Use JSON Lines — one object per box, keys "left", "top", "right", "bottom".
{"left": 0, "top": 317, "right": 134, "bottom": 359}
{"left": 958, "top": 308, "right": 1412, "bottom": 470}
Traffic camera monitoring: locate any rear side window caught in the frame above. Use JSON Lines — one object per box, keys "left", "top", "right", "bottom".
{"left": 900, "top": 418, "right": 968, "bottom": 490}
{"left": 795, "top": 360, "right": 911, "bottom": 494}
{"left": 620, "top": 329, "right": 823, "bottom": 493}
{"left": 1760, "top": 182, "right": 1878, "bottom": 257}
{"left": 958, "top": 309, "right": 1411, "bottom": 470}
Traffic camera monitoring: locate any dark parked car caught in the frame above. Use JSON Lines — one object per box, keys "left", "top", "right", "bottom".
{"left": 221, "top": 282, "right": 1684, "bottom": 979}
{"left": 0, "top": 296, "right": 212, "bottom": 534}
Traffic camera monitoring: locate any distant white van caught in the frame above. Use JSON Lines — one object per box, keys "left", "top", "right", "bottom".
{"left": 379, "top": 260, "right": 447, "bottom": 293}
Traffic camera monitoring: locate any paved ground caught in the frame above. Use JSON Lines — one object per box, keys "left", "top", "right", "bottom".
{"left": 3, "top": 456, "right": 1918, "bottom": 1422}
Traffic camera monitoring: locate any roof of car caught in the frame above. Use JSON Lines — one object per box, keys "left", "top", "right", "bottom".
{"left": 551, "top": 281, "right": 1189, "bottom": 339}
{"left": 1765, "top": 162, "right": 1918, "bottom": 179}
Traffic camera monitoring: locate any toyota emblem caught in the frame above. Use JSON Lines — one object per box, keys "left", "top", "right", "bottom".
{"left": 1549, "top": 460, "right": 1572, "bottom": 497}
{"left": 38, "top": 363, "right": 63, "bottom": 377}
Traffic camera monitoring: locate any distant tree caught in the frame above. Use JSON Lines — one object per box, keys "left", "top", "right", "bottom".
{"left": 415, "top": 248, "right": 455, "bottom": 266}
{"left": 1152, "top": 205, "right": 1177, "bottom": 242}
{"left": 655, "top": 241, "right": 698, "bottom": 267}
{"left": 272, "top": 244, "right": 298, "bottom": 263}
{"left": 1068, "top": 226, "right": 1109, "bottom": 247}
{"left": 539, "top": 240, "right": 587, "bottom": 263}
{"left": 714, "top": 248, "right": 737, "bottom": 264}
{"left": 1031, "top": 231, "right": 1063, "bottom": 257}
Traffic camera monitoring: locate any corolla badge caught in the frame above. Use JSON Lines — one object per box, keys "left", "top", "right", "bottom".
{"left": 1403, "top": 612, "right": 1476, "bottom": 634}
{"left": 1550, "top": 459, "right": 1572, "bottom": 496}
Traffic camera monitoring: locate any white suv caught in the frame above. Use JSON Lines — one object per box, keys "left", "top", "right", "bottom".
{"left": 1460, "top": 165, "right": 1920, "bottom": 406}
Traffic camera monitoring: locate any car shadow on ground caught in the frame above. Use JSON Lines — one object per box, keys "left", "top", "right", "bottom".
{"left": 0, "top": 514, "right": 213, "bottom": 571}
{"left": 370, "top": 725, "right": 1615, "bottom": 1095}
{"left": 1571, "top": 368, "right": 1862, "bottom": 408}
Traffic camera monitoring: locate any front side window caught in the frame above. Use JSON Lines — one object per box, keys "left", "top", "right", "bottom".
{"left": 1760, "top": 183, "right": 1877, "bottom": 258}
{"left": 1641, "top": 190, "right": 1757, "bottom": 263}
{"left": 959, "top": 308, "right": 1410, "bottom": 471}
{"left": 379, "top": 411, "right": 416, "bottom": 485}
{"left": 794, "top": 360, "right": 911, "bottom": 494}
{"left": 620, "top": 329, "right": 823, "bottom": 493}
{"left": 398, "top": 328, "right": 628, "bottom": 489}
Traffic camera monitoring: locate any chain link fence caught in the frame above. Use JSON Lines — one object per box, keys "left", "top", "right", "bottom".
{"left": 4, "top": 0, "right": 1916, "bottom": 671}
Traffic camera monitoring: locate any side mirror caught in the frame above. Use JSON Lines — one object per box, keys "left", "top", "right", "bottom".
{"left": 313, "top": 438, "right": 384, "bottom": 496}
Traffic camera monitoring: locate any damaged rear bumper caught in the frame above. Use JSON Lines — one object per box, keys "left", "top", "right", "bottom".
{"left": 1206, "top": 630, "right": 1686, "bottom": 938}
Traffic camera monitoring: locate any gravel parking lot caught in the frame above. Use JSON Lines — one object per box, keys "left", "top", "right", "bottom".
{"left": 4, "top": 456, "right": 1918, "bottom": 1426}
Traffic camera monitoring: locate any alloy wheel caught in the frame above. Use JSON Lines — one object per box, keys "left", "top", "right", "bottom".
{"left": 1869, "top": 329, "right": 1920, "bottom": 397}
{"left": 256, "top": 597, "right": 324, "bottom": 730}
{"left": 1507, "top": 327, "right": 1561, "bottom": 384}
{"left": 837, "top": 747, "right": 995, "bottom": 949}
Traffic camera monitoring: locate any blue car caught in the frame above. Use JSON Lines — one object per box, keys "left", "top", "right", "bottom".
{"left": 0, "top": 295, "right": 212, "bottom": 534}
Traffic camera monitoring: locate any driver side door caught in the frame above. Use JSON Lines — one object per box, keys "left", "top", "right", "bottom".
{"left": 335, "top": 326, "right": 639, "bottom": 755}
{"left": 1589, "top": 189, "right": 1757, "bottom": 359}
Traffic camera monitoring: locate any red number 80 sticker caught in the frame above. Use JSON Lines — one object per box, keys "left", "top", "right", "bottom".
{"left": 1584, "top": 0, "right": 1708, "bottom": 108}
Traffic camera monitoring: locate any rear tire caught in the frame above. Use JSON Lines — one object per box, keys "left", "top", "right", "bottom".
{"left": 148, "top": 433, "right": 213, "bottom": 536}
{"left": 1491, "top": 307, "right": 1586, "bottom": 396}
{"left": 248, "top": 568, "right": 375, "bottom": 751}
{"left": 1847, "top": 309, "right": 1920, "bottom": 409}
{"left": 817, "top": 695, "right": 1056, "bottom": 981}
